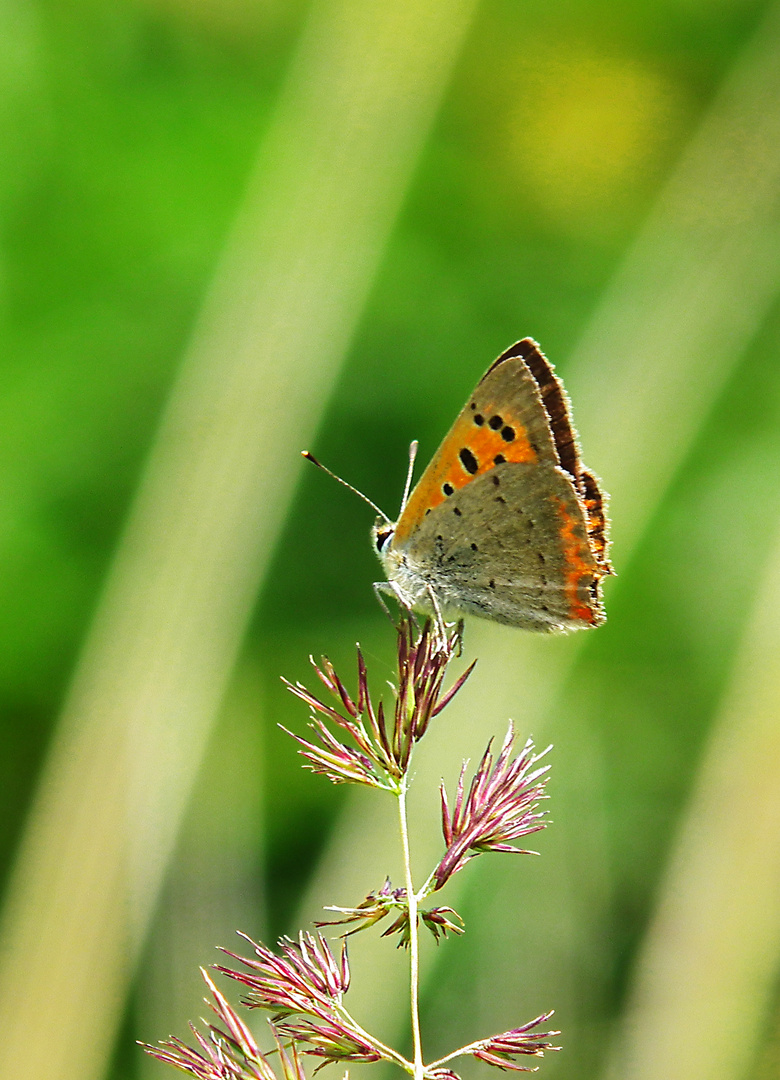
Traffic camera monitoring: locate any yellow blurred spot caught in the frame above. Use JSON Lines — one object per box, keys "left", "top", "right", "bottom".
{"left": 505, "top": 49, "right": 685, "bottom": 233}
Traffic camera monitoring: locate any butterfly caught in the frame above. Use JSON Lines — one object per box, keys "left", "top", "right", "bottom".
{"left": 306, "top": 339, "right": 613, "bottom": 632}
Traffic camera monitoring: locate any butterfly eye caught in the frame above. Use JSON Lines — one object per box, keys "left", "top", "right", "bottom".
{"left": 374, "top": 525, "right": 393, "bottom": 552}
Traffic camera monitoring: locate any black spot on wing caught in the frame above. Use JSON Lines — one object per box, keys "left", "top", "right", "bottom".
{"left": 459, "top": 447, "right": 479, "bottom": 474}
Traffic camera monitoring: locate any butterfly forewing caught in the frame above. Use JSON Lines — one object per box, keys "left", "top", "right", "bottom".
{"left": 490, "top": 338, "right": 582, "bottom": 482}
{"left": 393, "top": 351, "right": 558, "bottom": 546}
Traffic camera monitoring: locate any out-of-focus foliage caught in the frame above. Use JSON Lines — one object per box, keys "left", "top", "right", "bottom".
{"left": 1, "top": 0, "right": 779, "bottom": 1079}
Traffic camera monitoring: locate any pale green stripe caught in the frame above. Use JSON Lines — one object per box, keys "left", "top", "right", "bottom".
{"left": 604, "top": 519, "right": 780, "bottom": 1080}
{"left": 0, "top": 3, "right": 479, "bottom": 1079}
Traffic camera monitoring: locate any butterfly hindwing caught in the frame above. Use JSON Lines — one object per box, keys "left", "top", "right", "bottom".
{"left": 400, "top": 461, "right": 604, "bottom": 630}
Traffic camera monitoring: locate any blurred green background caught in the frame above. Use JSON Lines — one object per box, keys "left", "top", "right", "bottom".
{"left": 2, "top": 1, "right": 780, "bottom": 1079}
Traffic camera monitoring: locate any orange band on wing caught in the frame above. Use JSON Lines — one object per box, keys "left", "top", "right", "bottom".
{"left": 395, "top": 410, "right": 537, "bottom": 542}
{"left": 554, "top": 496, "right": 598, "bottom": 624}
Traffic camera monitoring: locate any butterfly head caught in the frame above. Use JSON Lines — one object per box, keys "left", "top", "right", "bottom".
{"left": 372, "top": 513, "right": 424, "bottom": 614}
{"left": 373, "top": 516, "right": 411, "bottom": 595}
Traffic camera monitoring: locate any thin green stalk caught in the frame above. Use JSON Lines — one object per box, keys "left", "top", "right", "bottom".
{"left": 428, "top": 1041, "right": 483, "bottom": 1070}
{"left": 398, "top": 783, "right": 424, "bottom": 1080}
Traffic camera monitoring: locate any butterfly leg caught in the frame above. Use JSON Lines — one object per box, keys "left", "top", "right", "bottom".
{"left": 373, "top": 581, "right": 419, "bottom": 628}
{"left": 424, "top": 583, "right": 449, "bottom": 645}
{"left": 454, "top": 617, "right": 465, "bottom": 656}
{"left": 372, "top": 581, "right": 397, "bottom": 625}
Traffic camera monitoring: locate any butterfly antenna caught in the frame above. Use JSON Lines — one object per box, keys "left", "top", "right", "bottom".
{"left": 400, "top": 439, "right": 418, "bottom": 516}
{"left": 301, "top": 451, "right": 392, "bottom": 523}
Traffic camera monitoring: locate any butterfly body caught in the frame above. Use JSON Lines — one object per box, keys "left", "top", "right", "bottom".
{"left": 373, "top": 339, "right": 612, "bottom": 632}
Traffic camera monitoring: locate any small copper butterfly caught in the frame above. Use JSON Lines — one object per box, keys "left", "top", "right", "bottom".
{"left": 306, "top": 338, "right": 613, "bottom": 632}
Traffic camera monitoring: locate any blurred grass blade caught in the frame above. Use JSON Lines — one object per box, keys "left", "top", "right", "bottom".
{"left": 297, "top": 0, "right": 780, "bottom": 1054}
{"left": 0, "top": 3, "right": 478, "bottom": 1080}
{"left": 137, "top": 658, "right": 267, "bottom": 1066}
{"left": 567, "top": 0, "right": 780, "bottom": 554}
{"left": 603, "top": 516, "right": 780, "bottom": 1080}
